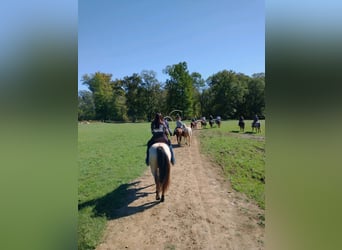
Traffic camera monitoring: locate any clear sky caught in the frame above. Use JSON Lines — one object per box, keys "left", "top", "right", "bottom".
{"left": 78, "top": 0, "right": 264, "bottom": 91}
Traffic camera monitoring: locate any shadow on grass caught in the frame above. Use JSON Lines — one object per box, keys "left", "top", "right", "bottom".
{"left": 78, "top": 181, "right": 159, "bottom": 220}
{"left": 244, "top": 131, "right": 256, "bottom": 134}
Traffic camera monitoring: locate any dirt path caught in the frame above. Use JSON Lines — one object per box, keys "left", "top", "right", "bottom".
{"left": 97, "top": 130, "right": 265, "bottom": 250}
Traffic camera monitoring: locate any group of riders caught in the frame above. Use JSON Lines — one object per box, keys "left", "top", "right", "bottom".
{"left": 145, "top": 113, "right": 261, "bottom": 166}
{"left": 239, "top": 114, "right": 260, "bottom": 125}
{"left": 145, "top": 113, "right": 186, "bottom": 166}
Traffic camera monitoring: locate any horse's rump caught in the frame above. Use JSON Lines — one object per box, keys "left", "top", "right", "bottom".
{"left": 251, "top": 121, "right": 261, "bottom": 133}
{"left": 157, "top": 146, "right": 168, "bottom": 184}
{"left": 182, "top": 126, "right": 192, "bottom": 146}
{"left": 183, "top": 126, "right": 192, "bottom": 137}
{"left": 149, "top": 143, "right": 171, "bottom": 166}
{"left": 149, "top": 143, "right": 171, "bottom": 192}
{"left": 252, "top": 122, "right": 260, "bottom": 128}
{"left": 175, "top": 127, "right": 183, "bottom": 144}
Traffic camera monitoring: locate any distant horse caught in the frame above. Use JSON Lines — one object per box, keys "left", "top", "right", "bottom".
{"left": 238, "top": 121, "right": 245, "bottom": 132}
{"left": 252, "top": 121, "right": 261, "bottom": 133}
{"left": 175, "top": 127, "right": 183, "bottom": 146}
{"left": 209, "top": 119, "right": 215, "bottom": 128}
{"left": 201, "top": 119, "right": 207, "bottom": 128}
{"left": 148, "top": 143, "right": 171, "bottom": 202}
{"left": 182, "top": 125, "right": 192, "bottom": 146}
{"left": 215, "top": 119, "right": 221, "bottom": 128}
{"left": 190, "top": 121, "right": 197, "bottom": 129}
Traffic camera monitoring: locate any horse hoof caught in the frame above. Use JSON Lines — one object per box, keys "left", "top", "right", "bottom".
{"left": 160, "top": 196, "right": 164, "bottom": 202}
{"left": 156, "top": 195, "right": 160, "bottom": 200}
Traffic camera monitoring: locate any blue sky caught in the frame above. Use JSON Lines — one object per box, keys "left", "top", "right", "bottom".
{"left": 78, "top": 0, "right": 264, "bottom": 91}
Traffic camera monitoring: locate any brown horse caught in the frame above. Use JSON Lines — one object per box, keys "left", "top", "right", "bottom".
{"left": 148, "top": 143, "right": 171, "bottom": 202}
{"left": 175, "top": 127, "right": 183, "bottom": 146}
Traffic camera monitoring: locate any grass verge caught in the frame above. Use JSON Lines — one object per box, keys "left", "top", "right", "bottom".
{"left": 198, "top": 120, "right": 265, "bottom": 209}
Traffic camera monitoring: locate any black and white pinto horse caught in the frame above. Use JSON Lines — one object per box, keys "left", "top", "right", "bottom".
{"left": 148, "top": 143, "right": 171, "bottom": 202}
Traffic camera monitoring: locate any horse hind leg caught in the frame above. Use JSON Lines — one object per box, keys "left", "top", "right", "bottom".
{"left": 160, "top": 183, "right": 166, "bottom": 202}
{"left": 156, "top": 188, "right": 160, "bottom": 200}
{"left": 155, "top": 176, "right": 160, "bottom": 200}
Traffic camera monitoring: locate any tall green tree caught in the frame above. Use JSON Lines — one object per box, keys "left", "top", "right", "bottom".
{"left": 110, "top": 79, "right": 127, "bottom": 121}
{"left": 82, "top": 72, "right": 113, "bottom": 121}
{"left": 122, "top": 73, "right": 144, "bottom": 122}
{"left": 164, "top": 62, "right": 194, "bottom": 118}
{"left": 206, "top": 70, "right": 248, "bottom": 119}
{"left": 199, "top": 88, "right": 212, "bottom": 118}
{"left": 191, "top": 72, "right": 205, "bottom": 118}
{"left": 245, "top": 73, "right": 265, "bottom": 118}
{"left": 140, "top": 70, "right": 163, "bottom": 121}
{"left": 78, "top": 90, "right": 95, "bottom": 120}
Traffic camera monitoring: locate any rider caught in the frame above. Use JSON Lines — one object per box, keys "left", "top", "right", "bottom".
{"left": 253, "top": 114, "right": 259, "bottom": 124}
{"left": 145, "top": 113, "right": 175, "bottom": 166}
{"left": 239, "top": 115, "right": 244, "bottom": 124}
{"left": 164, "top": 118, "right": 173, "bottom": 136}
{"left": 173, "top": 114, "right": 185, "bottom": 135}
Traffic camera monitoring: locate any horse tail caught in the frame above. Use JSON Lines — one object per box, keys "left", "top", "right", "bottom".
{"left": 157, "top": 146, "right": 171, "bottom": 192}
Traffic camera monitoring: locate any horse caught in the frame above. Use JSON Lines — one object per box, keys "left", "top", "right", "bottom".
{"left": 215, "top": 119, "right": 221, "bottom": 128}
{"left": 148, "top": 143, "right": 171, "bottom": 202}
{"left": 182, "top": 125, "right": 192, "bottom": 146}
{"left": 252, "top": 121, "right": 261, "bottom": 133}
{"left": 209, "top": 119, "right": 215, "bottom": 128}
{"left": 200, "top": 119, "right": 207, "bottom": 128}
{"left": 175, "top": 127, "right": 183, "bottom": 146}
{"left": 238, "top": 121, "right": 245, "bottom": 132}
{"left": 190, "top": 121, "right": 197, "bottom": 129}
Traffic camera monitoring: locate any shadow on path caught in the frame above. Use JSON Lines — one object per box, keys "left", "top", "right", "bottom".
{"left": 78, "top": 181, "right": 159, "bottom": 220}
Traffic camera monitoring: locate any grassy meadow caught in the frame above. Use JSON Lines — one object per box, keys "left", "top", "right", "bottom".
{"left": 198, "top": 120, "right": 265, "bottom": 209}
{"left": 78, "top": 120, "right": 265, "bottom": 249}
{"left": 78, "top": 122, "right": 151, "bottom": 250}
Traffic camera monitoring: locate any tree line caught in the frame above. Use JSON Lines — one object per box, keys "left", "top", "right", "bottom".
{"left": 78, "top": 61, "right": 265, "bottom": 122}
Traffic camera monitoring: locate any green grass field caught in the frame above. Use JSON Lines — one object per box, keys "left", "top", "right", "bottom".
{"left": 78, "top": 122, "right": 151, "bottom": 250}
{"left": 198, "top": 120, "right": 265, "bottom": 209}
{"left": 78, "top": 120, "right": 265, "bottom": 249}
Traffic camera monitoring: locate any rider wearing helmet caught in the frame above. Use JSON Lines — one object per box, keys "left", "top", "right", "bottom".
{"left": 173, "top": 114, "right": 185, "bottom": 135}
{"left": 145, "top": 113, "right": 175, "bottom": 166}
